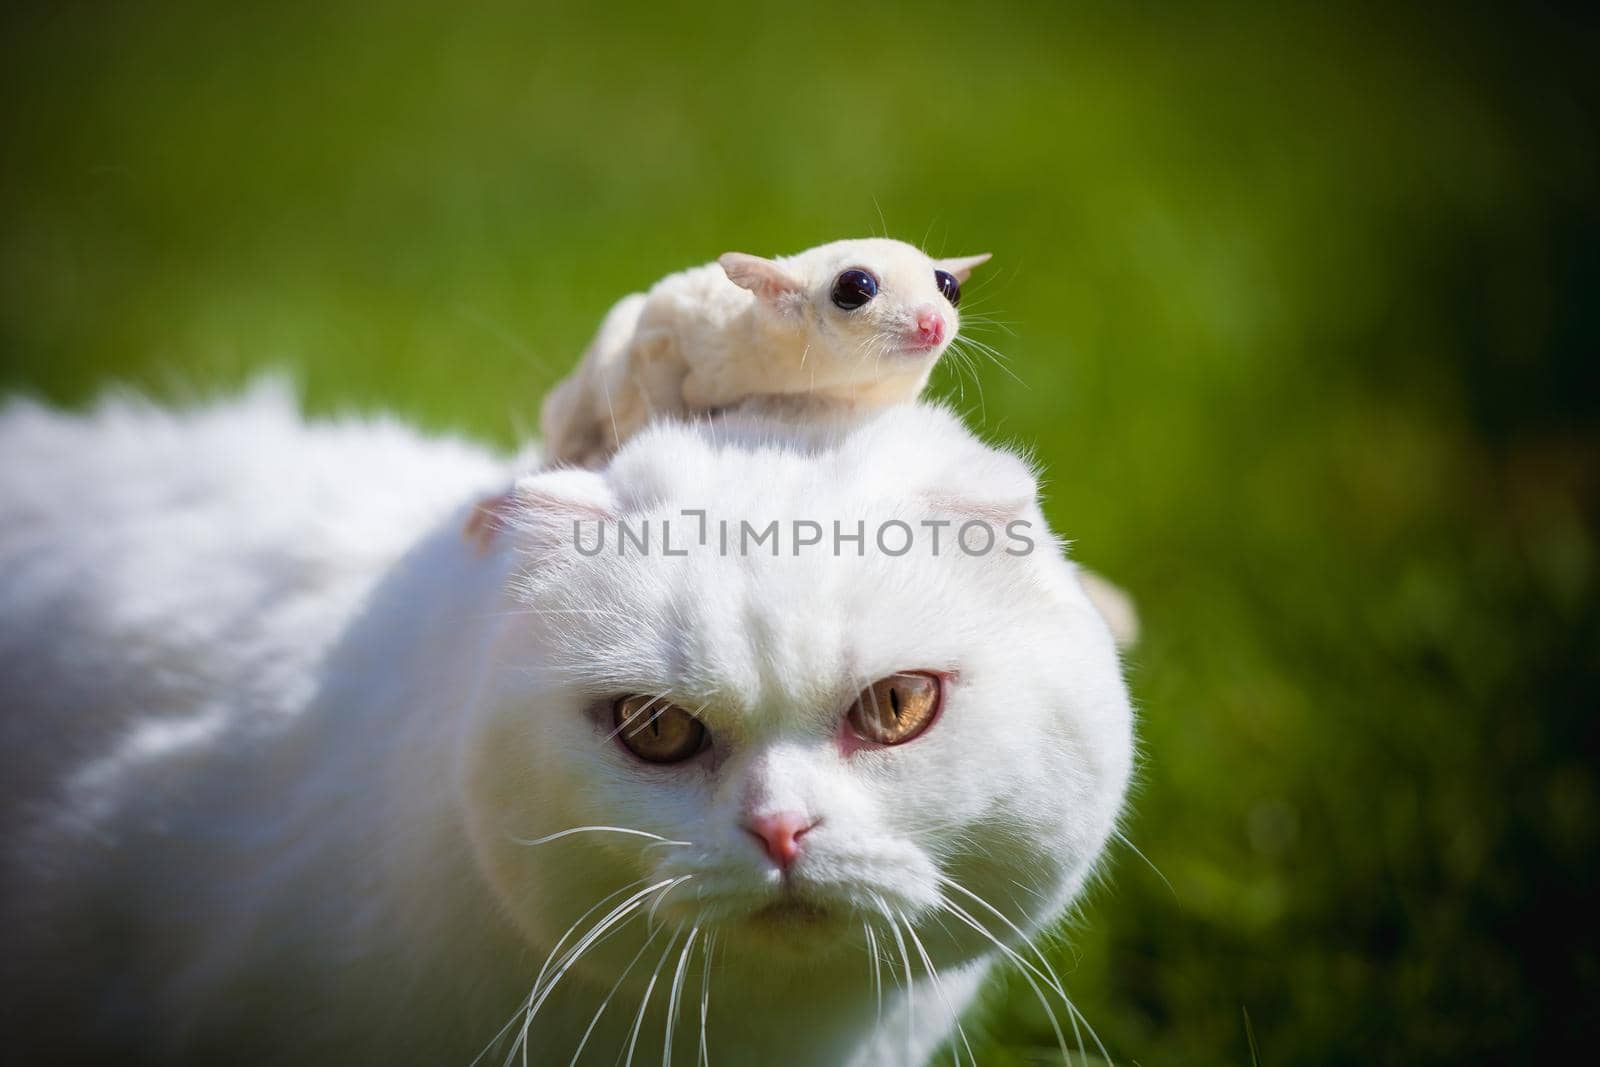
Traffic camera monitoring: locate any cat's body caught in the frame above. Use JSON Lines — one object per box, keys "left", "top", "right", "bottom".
{"left": 540, "top": 238, "right": 989, "bottom": 465}
{"left": 0, "top": 385, "right": 1132, "bottom": 1065}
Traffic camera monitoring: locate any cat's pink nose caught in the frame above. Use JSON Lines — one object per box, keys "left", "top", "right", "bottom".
{"left": 744, "top": 812, "right": 817, "bottom": 871}
{"left": 913, "top": 308, "right": 945, "bottom": 347}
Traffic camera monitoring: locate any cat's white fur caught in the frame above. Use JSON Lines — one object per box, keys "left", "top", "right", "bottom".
{"left": 540, "top": 238, "right": 990, "bottom": 464}
{"left": 0, "top": 385, "right": 1132, "bottom": 1065}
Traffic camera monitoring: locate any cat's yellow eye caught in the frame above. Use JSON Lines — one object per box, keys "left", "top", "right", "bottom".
{"left": 613, "top": 695, "right": 709, "bottom": 764}
{"left": 846, "top": 672, "right": 942, "bottom": 746}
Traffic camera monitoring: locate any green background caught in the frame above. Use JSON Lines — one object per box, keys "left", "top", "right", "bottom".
{"left": 3, "top": 2, "right": 1596, "bottom": 1062}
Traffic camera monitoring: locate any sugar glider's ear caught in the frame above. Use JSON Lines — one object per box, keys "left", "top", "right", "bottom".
{"left": 934, "top": 252, "right": 992, "bottom": 283}
{"left": 466, "top": 467, "right": 618, "bottom": 557}
{"left": 719, "top": 252, "right": 806, "bottom": 306}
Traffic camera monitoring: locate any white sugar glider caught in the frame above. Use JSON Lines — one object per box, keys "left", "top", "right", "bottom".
{"left": 539, "top": 238, "right": 991, "bottom": 466}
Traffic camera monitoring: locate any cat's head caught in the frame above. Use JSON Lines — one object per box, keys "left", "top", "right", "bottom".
{"left": 461, "top": 404, "right": 1131, "bottom": 980}
{"left": 719, "top": 238, "right": 989, "bottom": 392}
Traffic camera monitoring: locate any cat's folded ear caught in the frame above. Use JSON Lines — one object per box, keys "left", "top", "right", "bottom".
{"left": 719, "top": 252, "right": 806, "bottom": 306}
{"left": 498, "top": 467, "right": 619, "bottom": 559}
{"left": 918, "top": 444, "right": 1038, "bottom": 525}
{"left": 1077, "top": 569, "right": 1140, "bottom": 650}
{"left": 856, "top": 407, "right": 1040, "bottom": 524}
{"left": 934, "top": 253, "right": 992, "bottom": 283}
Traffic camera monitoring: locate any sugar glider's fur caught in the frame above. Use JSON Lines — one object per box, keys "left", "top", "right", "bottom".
{"left": 0, "top": 385, "right": 1132, "bottom": 1065}
{"left": 540, "top": 238, "right": 989, "bottom": 464}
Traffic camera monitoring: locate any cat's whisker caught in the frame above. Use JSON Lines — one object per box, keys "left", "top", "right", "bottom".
{"left": 605, "top": 694, "right": 671, "bottom": 742}
{"left": 518, "top": 877, "right": 689, "bottom": 1054}
{"left": 472, "top": 606, "right": 639, "bottom": 620}
{"left": 625, "top": 700, "right": 710, "bottom": 744}
{"left": 898, "top": 908, "right": 976, "bottom": 1067}
{"left": 646, "top": 873, "right": 694, "bottom": 924}
{"left": 875, "top": 924, "right": 906, "bottom": 995}
{"left": 470, "top": 989, "right": 538, "bottom": 1067}
{"left": 1008, "top": 877, "right": 1050, "bottom": 902}
{"left": 863, "top": 920, "right": 885, "bottom": 1034}
{"left": 937, "top": 895, "right": 1075, "bottom": 1067}
{"left": 1112, "top": 828, "right": 1179, "bottom": 901}
{"left": 567, "top": 922, "right": 670, "bottom": 1067}
{"left": 662, "top": 926, "right": 699, "bottom": 1067}
{"left": 624, "top": 924, "right": 684, "bottom": 1067}
{"left": 937, "top": 875, "right": 1112, "bottom": 1066}
{"left": 604, "top": 697, "right": 668, "bottom": 739}
{"left": 471, "top": 878, "right": 649, "bottom": 1067}
{"left": 696, "top": 930, "right": 715, "bottom": 1067}
{"left": 529, "top": 878, "right": 649, "bottom": 1006}
{"left": 468, "top": 1000, "right": 520, "bottom": 1067}
{"left": 521, "top": 888, "right": 662, "bottom": 1060}
{"left": 874, "top": 896, "right": 917, "bottom": 1062}
{"left": 512, "top": 825, "right": 693, "bottom": 849}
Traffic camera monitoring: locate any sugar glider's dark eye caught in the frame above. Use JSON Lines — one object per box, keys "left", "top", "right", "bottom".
{"left": 934, "top": 269, "right": 961, "bottom": 307}
{"left": 846, "top": 672, "right": 942, "bottom": 746}
{"left": 831, "top": 269, "right": 879, "bottom": 310}
{"left": 613, "top": 695, "right": 710, "bottom": 764}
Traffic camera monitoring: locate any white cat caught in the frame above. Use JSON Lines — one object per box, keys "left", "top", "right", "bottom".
{"left": 540, "top": 238, "right": 990, "bottom": 465}
{"left": 0, "top": 385, "right": 1133, "bottom": 1066}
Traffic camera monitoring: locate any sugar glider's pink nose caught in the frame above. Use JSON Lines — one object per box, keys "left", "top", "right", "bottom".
{"left": 744, "top": 812, "right": 817, "bottom": 871}
{"left": 914, "top": 308, "right": 946, "bottom": 347}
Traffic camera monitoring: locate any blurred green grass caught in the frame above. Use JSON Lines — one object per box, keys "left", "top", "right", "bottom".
{"left": 3, "top": 1, "right": 1596, "bottom": 1062}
